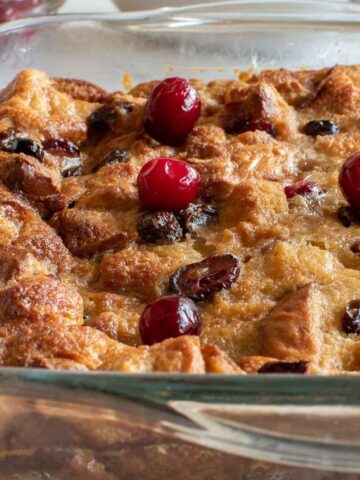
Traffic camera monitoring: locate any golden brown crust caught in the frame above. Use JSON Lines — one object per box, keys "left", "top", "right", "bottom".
{"left": 202, "top": 344, "right": 244, "bottom": 374}
{"left": 0, "top": 275, "right": 84, "bottom": 328}
{"left": 51, "top": 77, "right": 110, "bottom": 103}
{"left": 0, "top": 66, "right": 360, "bottom": 373}
{"left": 260, "top": 284, "right": 321, "bottom": 362}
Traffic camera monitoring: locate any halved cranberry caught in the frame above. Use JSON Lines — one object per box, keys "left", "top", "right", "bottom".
{"left": 342, "top": 300, "right": 360, "bottom": 334}
{"left": 43, "top": 137, "right": 80, "bottom": 157}
{"left": 339, "top": 152, "right": 360, "bottom": 209}
{"left": 137, "top": 157, "right": 200, "bottom": 210}
{"left": 144, "top": 77, "right": 201, "bottom": 146}
{"left": 139, "top": 295, "right": 200, "bottom": 346}
{"left": 303, "top": 120, "right": 339, "bottom": 136}
{"left": 258, "top": 361, "right": 308, "bottom": 374}
{"left": 170, "top": 254, "right": 240, "bottom": 302}
{"left": 284, "top": 181, "right": 323, "bottom": 199}
{"left": 92, "top": 150, "right": 129, "bottom": 172}
{"left": 137, "top": 211, "right": 183, "bottom": 244}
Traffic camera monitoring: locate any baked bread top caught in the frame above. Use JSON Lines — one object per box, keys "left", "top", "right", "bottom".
{"left": 0, "top": 66, "right": 360, "bottom": 374}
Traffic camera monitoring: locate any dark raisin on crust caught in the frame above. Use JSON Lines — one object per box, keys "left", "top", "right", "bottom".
{"left": 92, "top": 150, "right": 129, "bottom": 173}
{"left": 176, "top": 202, "right": 217, "bottom": 235}
{"left": 337, "top": 206, "right": 360, "bottom": 228}
{"left": 258, "top": 360, "right": 308, "bottom": 374}
{"left": 302, "top": 120, "right": 340, "bottom": 136}
{"left": 351, "top": 241, "right": 360, "bottom": 254}
{"left": 170, "top": 254, "right": 240, "bottom": 302}
{"left": 87, "top": 102, "right": 134, "bottom": 134}
{"left": 342, "top": 300, "right": 360, "bottom": 334}
{"left": 0, "top": 130, "right": 44, "bottom": 162}
{"left": 137, "top": 211, "right": 184, "bottom": 244}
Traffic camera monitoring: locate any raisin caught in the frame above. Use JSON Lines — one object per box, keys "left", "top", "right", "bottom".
{"left": 13, "top": 138, "right": 44, "bottom": 162}
{"left": 0, "top": 130, "right": 44, "bottom": 162}
{"left": 351, "top": 241, "right": 360, "bottom": 254}
{"left": 170, "top": 254, "right": 240, "bottom": 302}
{"left": 337, "top": 206, "right": 360, "bottom": 228}
{"left": 137, "top": 211, "right": 184, "bottom": 244}
{"left": 258, "top": 360, "right": 308, "bottom": 374}
{"left": 87, "top": 102, "right": 134, "bottom": 133}
{"left": 43, "top": 137, "right": 80, "bottom": 157}
{"left": 303, "top": 120, "right": 339, "bottom": 136}
{"left": 177, "top": 202, "right": 217, "bottom": 235}
{"left": 342, "top": 300, "right": 360, "bottom": 334}
{"left": 92, "top": 150, "right": 129, "bottom": 172}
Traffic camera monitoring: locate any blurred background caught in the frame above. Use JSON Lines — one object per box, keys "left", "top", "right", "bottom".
{"left": 0, "top": 0, "right": 231, "bottom": 21}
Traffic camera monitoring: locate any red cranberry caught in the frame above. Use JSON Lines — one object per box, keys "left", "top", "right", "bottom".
{"left": 11, "top": 0, "right": 40, "bottom": 10}
{"left": 0, "top": 5, "right": 16, "bottom": 22}
{"left": 339, "top": 152, "right": 360, "bottom": 209}
{"left": 137, "top": 157, "right": 200, "bottom": 210}
{"left": 284, "top": 181, "right": 323, "bottom": 199}
{"left": 144, "top": 77, "right": 201, "bottom": 146}
{"left": 139, "top": 295, "right": 200, "bottom": 346}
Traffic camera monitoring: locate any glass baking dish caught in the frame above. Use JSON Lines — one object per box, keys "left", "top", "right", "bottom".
{"left": 2, "top": 2, "right": 360, "bottom": 477}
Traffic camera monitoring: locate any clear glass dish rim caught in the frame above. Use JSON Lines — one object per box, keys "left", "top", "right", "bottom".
{"left": 0, "top": 1, "right": 359, "bottom": 398}
{"left": 1, "top": 0, "right": 360, "bottom": 33}
{"left": 1, "top": 367, "right": 360, "bottom": 403}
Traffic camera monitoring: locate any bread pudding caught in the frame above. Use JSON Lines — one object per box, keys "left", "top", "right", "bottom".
{"left": 1, "top": 66, "right": 360, "bottom": 374}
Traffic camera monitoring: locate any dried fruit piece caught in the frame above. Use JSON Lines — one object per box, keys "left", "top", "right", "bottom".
{"left": 61, "top": 157, "right": 82, "bottom": 178}
{"left": 87, "top": 102, "right": 134, "bottom": 133}
{"left": 284, "top": 181, "right": 323, "bottom": 199}
{"left": 222, "top": 108, "right": 275, "bottom": 136}
{"left": 139, "top": 294, "right": 201, "bottom": 346}
{"left": 0, "top": 130, "right": 44, "bottom": 162}
{"left": 170, "top": 254, "right": 240, "bottom": 302}
{"left": 258, "top": 360, "right": 308, "bottom": 374}
{"left": 303, "top": 120, "right": 339, "bottom": 136}
{"left": 43, "top": 137, "right": 80, "bottom": 157}
{"left": 137, "top": 211, "right": 183, "bottom": 244}
{"left": 342, "top": 300, "right": 360, "bottom": 334}
{"left": 337, "top": 206, "right": 360, "bottom": 228}
{"left": 177, "top": 202, "right": 217, "bottom": 234}
{"left": 339, "top": 152, "right": 360, "bottom": 210}
{"left": 144, "top": 77, "right": 201, "bottom": 146}
{"left": 350, "top": 241, "right": 360, "bottom": 254}
{"left": 92, "top": 150, "right": 129, "bottom": 172}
